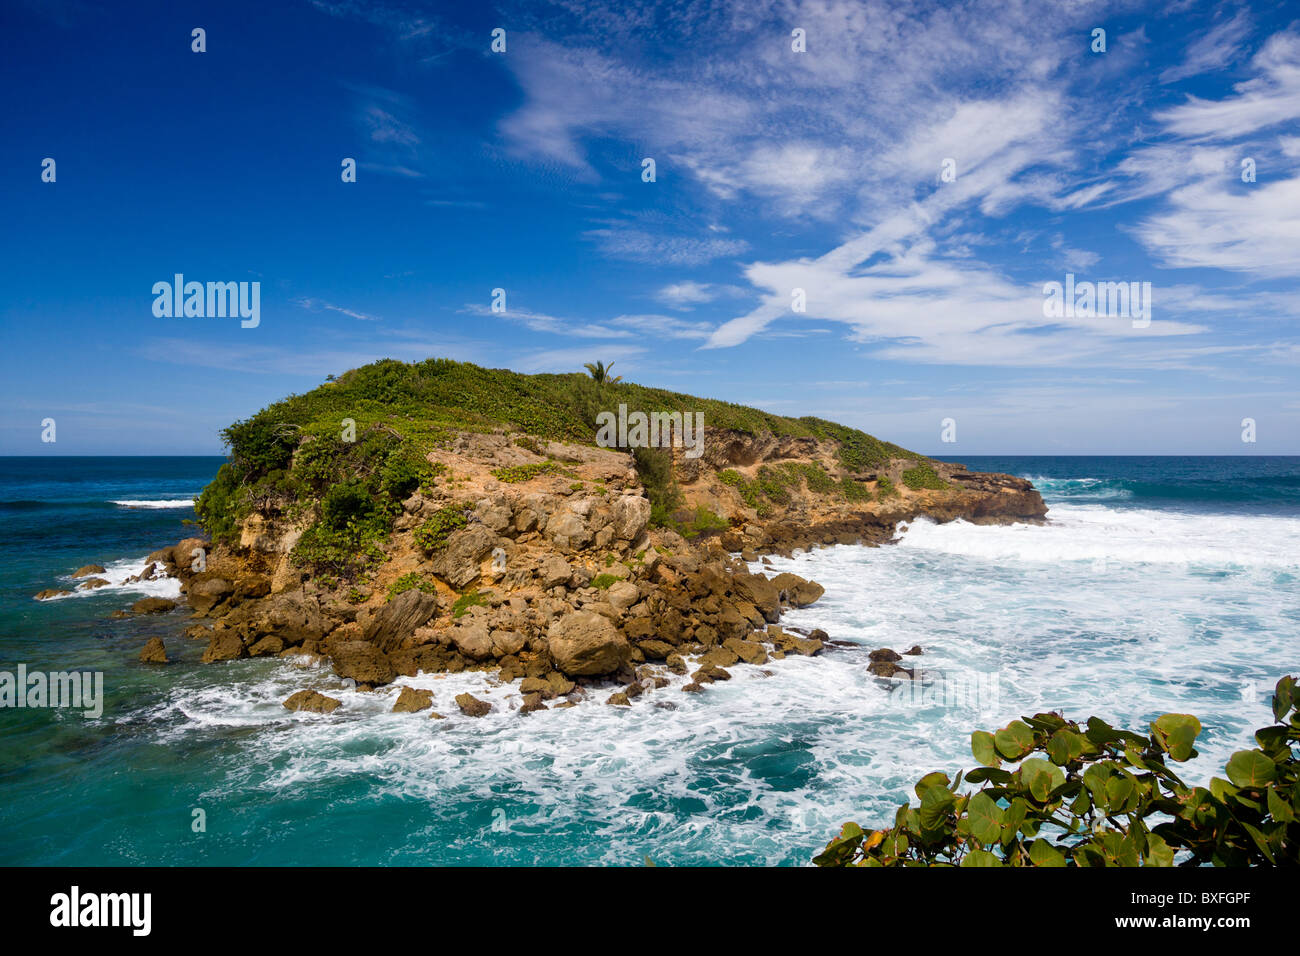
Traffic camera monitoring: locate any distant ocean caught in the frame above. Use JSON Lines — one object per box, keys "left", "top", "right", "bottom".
{"left": 2, "top": 455, "right": 1298, "bottom": 865}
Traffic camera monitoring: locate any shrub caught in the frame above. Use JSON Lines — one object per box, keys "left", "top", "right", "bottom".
{"left": 386, "top": 572, "right": 436, "bottom": 602}
{"left": 590, "top": 573, "right": 619, "bottom": 590}
{"left": 321, "top": 479, "right": 378, "bottom": 531}
{"left": 413, "top": 507, "right": 468, "bottom": 552}
{"left": 902, "top": 461, "right": 948, "bottom": 491}
{"left": 876, "top": 475, "right": 898, "bottom": 497}
{"left": 815, "top": 675, "right": 1300, "bottom": 867}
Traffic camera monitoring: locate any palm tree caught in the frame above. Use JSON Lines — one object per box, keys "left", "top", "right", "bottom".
{"left": 584, "top": 360, "right": 623, "bottom": 384}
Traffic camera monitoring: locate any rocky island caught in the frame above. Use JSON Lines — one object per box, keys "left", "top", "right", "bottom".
{"left": 56, "top": 359, "right": 1047, "bottom": 715}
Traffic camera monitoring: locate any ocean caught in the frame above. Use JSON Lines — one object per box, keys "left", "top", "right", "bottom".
{"left": 1, "top": 455, "right": 1297, "bottom": 865}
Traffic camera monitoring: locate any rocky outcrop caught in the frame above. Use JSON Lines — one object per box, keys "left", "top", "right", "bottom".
{"left": 139, "top": 637, "right": 168, "bottom": 663}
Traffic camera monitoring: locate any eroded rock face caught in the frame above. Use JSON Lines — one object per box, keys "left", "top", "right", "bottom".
{"left": 546, "top": 611, "right": 631, "bottom": 676}
{"left": 363, "top": 588, "right": 439, "bottom": 654}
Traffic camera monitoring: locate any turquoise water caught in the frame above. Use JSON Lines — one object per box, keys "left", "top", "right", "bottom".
{"left": 1, "top": 455, "right": 1298, "bottom": 865}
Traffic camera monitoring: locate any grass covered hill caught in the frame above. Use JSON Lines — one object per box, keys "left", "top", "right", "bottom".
{"left": 194, "top": 357, "right": 921, "bottom": 570}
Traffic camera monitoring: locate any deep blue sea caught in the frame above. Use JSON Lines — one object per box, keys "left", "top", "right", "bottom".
{"left": 1, "top": 455, "right": 1298, "bottom": 865}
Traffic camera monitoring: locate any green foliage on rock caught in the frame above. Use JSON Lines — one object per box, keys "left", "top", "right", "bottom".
{"left": 413, "top": 506, "right": 468, "bottom": 553}
{"left": 451, "top": 589, "right": 490, "bottom": 618}
{"left": 815, "top": 676, "right": 1300, "bottom": 867}
{"left": 902, "top": 462, "right": 949, "bottom": 491}
{"left": 491, "top": 461, "right": 564, "bottom": 483}
{"left": 590, "top": 573, "right": 619, "bottom": 590}
{"left": 876, "top": 475, "right": 899, "bottom": 498}
{"left": 386, "top": 572, "right": 436, "bottom": 602}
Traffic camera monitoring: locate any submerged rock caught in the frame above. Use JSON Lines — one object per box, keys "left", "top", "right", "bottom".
{"left": 131, "top": 597, "right": 177, "bottom": 615}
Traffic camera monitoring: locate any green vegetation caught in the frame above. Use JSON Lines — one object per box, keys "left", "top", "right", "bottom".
{"left": 491, "top": 461, "right": 564, "bottom": 483}
{"left": 194, "top": 357, "right": 923, "bottom": 559}
{"left": 590, "top": 573, "right": 619, "bottom": 590}
{"left": 718, "top": 461, "right": 872, "bottom": 514}
{"left": 876, "top": 475, "right": 899, "bottom": 497}
{"left": 815, "top": 675, "right": 1300, "bottom": 867}
{"left": 386, "top": 572, "right": 436, "bottom": 602}
{"left": 902, "top": 461, "right": 949, "bottom": 491}
{"left": 451, "top": 589, "right": 490, "bottom": 618}
{"left": 413, "top": 506, "right": 468, "bottom": 553}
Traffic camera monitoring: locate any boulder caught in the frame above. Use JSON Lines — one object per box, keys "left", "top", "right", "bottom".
{"left": 546, "top": 611, "right": 632, "bottom": 677}
{"left": 729, "top": 573, "right": 781, "bottom": 622}
{"left": 431, "top": 525, "right": 496, "bottom": 589}
{"left": 519, "top": 692, "right": 547, "bottom": 715}
{"left": 637, "top": 639, "right": 675, "bottom": 661}
{"left": 72, "top": 564, "right": 106, "bottom": 578}
{"left": 769, "top": 572, "right": 825, "bottom": 606}
{"left": 611, "top": 495, "right": 651, "bottom": 540}
{"left": 78, "top": 578, "right": 111, "bottom": 590}
{"left": 283, "top": 690, "right": 341, "bottom": 713}
{"left": 869, "top": 648, "right": 902, "bottom": 663}
{"left": 455, "top": 692, "right": 492, "bottom": 717}
{"left": 248, "top": 635, "right": 285, "bottom": 657}
{"left": 450, "top": 621, "right": 495, "bottom": 660}
{"left": 364, "top": 588, "right": 439, "bottom": 653}
{"left": 34, "top": 589, "right": 72, "bottom": 600}
{"left": 201, "top": 631, "right": 247, "bottom": 663}
{"left": 536, "top": 554, "right": 573, "bottom": 589}
{"left": 139, "top": 637, "right": 168, "bottom": 664}
{"left": 188, "top": 576, "right": 234, "bottom": 615}
{"left": 392, "top": 686, "right": 434, "bottom": 713}
{"left": 329, "top": 641, "right": 397, "bottom": 686}
{"left": 131, "top": 597, "right": 177, "bottom": 615}
{"left": 606, "top": 581, "right": 639, "bottom": 611}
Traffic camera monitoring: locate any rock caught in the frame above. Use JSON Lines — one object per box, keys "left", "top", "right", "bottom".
{"left": 392, "top": 686, "right": 434, "bottom": 713}
{"left": 536, "top": 553, "right": 573, "bottom": 589}
{"left": 611, "top": 495, "right": 651, "bottom": 540}
{"left": 170, "top": 537, "right": 209, "bottom": 572}
{"left": 904, "top": 645, "right": 923, "bottom": 656}
{"left": 139, "top": 637, "right": 168, "bottom": 664}
{"left": 184, "top": 623, "right": 212, "bottom": 641}
{"left": 729, "top": 573, "right": 781, "bottom": 622}
{"left": 455, "top": 692, "right": 492, "bottom": 717}
{"left": 638, "top": 639, "right": 675, "bottom": 661}
{"left": 722, "top": 637, "right": 768, "bottom": 665}
{"left": 364, "top": 588, "right": 439, "bottom": 653}
{"left": 188, "top": 576, "right": 234, "bottom": 614}
{"left": 519, "top": 692, "right": 547, "bottom": 714}
{"left": 201, "top": 631, "right": 247, "bottom": 663}
{"left": 429, "top": 711, "right": 447, "bottom": 720}
{"left": 255, "top": 590, "right": 331, "bottom": 646}
{"left": 700, "top": 646, "right": 740, "bottom": 669}
{"left": 78, "top": 577, "right": 111, "bottom": 590}
{"left": 869, "top": 648, "right": 903, "bottom": 663}
{"left": 681, "top": 682, "right": 704, "bottom": 693}
{"left": 34, "top": 589, "right": 73, "bottom": 600}
{"left": 546, "top": 611, "right": 632, "bottom": 676}
{"left": 248, "top": 635, "right": 285, "bottom": 657}
{"left": 665, "top": 653, "right": 688, "bottom": 675}
{"left": 284, "top": 690, "right": 341, "bottom": 713}
{"left": 868, "top": 661, "right": 910, "bottom": 678}
{"left": 606, "top": 581, "right": 639, "bottom": 611}
{"left": 769, "top": 572, "right": 825, "bottom": 607}
{"left": 131, "top": 597, "right": 177, "bottom": 615}
{"left": 606, "top": 692, "right": 631, "bottom": 706}
{"left": 72, "top": 564, "right": 106, "bottom": 578}
{"left": 330, "top": 641, "right": 397, "bottom": 686}
{"left": 450, "top": 621, "right": 495, "bottom": 660}
{"left": 430, "top": 524, "right": 496, "bottom": 589}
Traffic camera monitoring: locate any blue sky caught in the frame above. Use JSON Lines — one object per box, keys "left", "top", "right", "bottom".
{"left": 2, "top": 0, "right": 1298, "bottom": 456}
